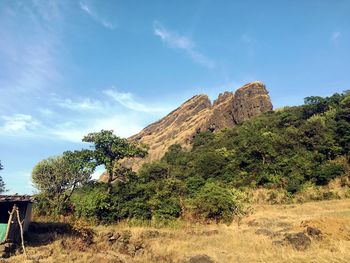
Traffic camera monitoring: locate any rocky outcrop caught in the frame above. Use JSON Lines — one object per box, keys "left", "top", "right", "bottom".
{"left": 232, "top": 81, "right": 273, "bottom": 124}
{"left": 100, "top": 81, "right": 273, "bottom": 178}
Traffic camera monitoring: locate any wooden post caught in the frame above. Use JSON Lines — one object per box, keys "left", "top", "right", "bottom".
{"left": 3, "top": 206, "right": 15, "bottom": 242}
{"left": 14, "top": 206, "right": 27, "bottom": 259}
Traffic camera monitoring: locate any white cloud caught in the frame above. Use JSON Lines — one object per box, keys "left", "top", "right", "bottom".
{"left": 153, "top": 21, "right": 214, "bottom": 68}
{"left": 103, "top": 89, "right": 170, "bottom": 113}
{"left": 0, "top": 114, "right": 39, "bottom": 134}
{"left": 51, "top": 115, "right": 144, "bottom": 143}
{"left": 55, "top": 97, "right": 103, "bottom": 111}
{"left": 79, "top": 1, "right": 115, "bottom": 29}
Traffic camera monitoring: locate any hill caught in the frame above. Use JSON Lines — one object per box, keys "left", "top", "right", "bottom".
{"left": 101, "top": 81, "right": 273, "bottom": 182}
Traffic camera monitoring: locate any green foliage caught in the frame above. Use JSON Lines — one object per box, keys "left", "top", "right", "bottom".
{"left": 192, "top": 131, "right": 215, "bottom": 149}
{"left": 314, "top": 162, "right": 345, "bottom": 185}
{"left": 335, "top": 96, "right": 350, "bottom": 154}
{"left": 32, "top": 151, "right": 95, "bottom": 215}
{"left": 72, "top": 183, "right": 111, "bottom": 223}
{"left": 82, "top": 130, "right": 148, "bottom": 193}
{"left": 34, "top": 91, "right": 350, "bottom": 224}
{"left": 191, "top": 182, "right": 247, "bottom": 223}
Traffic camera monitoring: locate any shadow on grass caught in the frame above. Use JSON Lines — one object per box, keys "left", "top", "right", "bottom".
{"left": 26, "top": 222, "right": 90, "bottom": 247}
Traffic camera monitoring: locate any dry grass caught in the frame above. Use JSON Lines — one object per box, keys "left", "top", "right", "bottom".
{"left": 5, "top": 199, "right": 350, "bottom": 263}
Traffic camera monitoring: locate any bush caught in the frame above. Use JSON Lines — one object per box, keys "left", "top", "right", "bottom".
{"left": 71, "top": 183, "right": 111, "bottom": 223}
{"left": 315, "top": 163, "right": 345, "bottom": 185}
{"left": 191, "top": 182, "right": 247, "bottom": 224}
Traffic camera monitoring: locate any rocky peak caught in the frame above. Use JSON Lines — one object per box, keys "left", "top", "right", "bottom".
{"left": 232, "top": 81, "right": 273, "bottom": 124}
{"left": 213, "top": 91, "right": 234, "bottom": 106}
{"left": 101, "top": 81, "right": 273, "bottom": 179}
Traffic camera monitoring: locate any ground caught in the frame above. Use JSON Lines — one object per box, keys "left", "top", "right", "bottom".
{"left": 3, "top": 199, "right": 350, "bottom": 263}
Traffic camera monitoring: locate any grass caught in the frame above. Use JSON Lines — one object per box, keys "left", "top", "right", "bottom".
{"left": 5, "top": 198, "right": 350, "bottom": 263}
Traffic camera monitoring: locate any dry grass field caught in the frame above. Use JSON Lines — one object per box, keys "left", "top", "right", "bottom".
{"left": 5, "top": 199, "right": 350, "bottom": 263}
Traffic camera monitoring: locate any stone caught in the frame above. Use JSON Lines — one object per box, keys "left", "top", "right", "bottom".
{"left": 306, "top": 226, "right": 322, "bottom": 240}
{"left": 232, "top": 81, "right": 273, "bottom": 124}
{"left": 284, "top": 232, "right": 311, "bottom": 251}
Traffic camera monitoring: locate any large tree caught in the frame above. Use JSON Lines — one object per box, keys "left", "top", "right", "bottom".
{"left": 32, "top": 150, "right": 96, "bottom": 212}
{"left": 82, "top": 130, "right": 148, "bottom": 194}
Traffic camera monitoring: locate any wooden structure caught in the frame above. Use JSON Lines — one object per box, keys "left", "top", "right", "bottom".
{"left": 0, "top": 195, "right": 34, "bottom": 244}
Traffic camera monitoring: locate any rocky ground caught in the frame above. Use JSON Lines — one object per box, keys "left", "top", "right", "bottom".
{"left": 2, "top": 199, "right": 350, "bottom": 262}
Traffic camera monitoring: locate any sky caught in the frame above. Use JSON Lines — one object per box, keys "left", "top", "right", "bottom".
{"left": 0, "top": 0, "right": 349, "bottom": 194}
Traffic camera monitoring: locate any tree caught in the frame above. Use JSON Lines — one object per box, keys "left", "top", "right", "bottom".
{"left": 82, "top": 130, "right": 148, "bottom": 194}
{"left": 335, "top": 96, "right": 350, "bottom": 155}
{"left": 32, "top": 151, "right": 95, "bottom": 213}
{"left": 0, "top": 161, "right": 6, "bottom": 194}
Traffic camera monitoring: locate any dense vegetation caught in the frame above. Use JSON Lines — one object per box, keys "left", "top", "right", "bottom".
{"left": 33, "top": 91, "right": 350, "bottom": 224}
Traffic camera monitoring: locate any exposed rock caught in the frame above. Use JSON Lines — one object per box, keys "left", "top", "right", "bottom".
{"left": 306, "top": 226, "right": 322, "bottom": 240}
{"left": 280, "top": 232, "right": 312, "bottom": 251}
{"left": 232, "top": 81, "right": 273, "bottom": 124}
{"left": 100, "top": 81, "right": 273, "bottom": 178}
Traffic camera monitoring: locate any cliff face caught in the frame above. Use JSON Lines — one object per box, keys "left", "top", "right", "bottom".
{"left": 232, "top": 81, "right": 273, "bottom": 124}
{"left": 127, "top": 94, "right": 213, "bottom": 166}
{"left": 101, "top": 81, "right": 273, "bottom": 180}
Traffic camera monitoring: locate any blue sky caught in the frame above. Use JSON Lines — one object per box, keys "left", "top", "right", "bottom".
{"left": 0, "top": 0, "right": 349, "bottom": 194}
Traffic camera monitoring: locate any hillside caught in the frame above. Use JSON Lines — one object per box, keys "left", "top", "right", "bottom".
{"left": 117, "top": 81, "right": 272, "bottom": 174}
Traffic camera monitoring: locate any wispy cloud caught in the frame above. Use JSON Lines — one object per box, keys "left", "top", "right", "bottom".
{"left": 103, "top": 88, "right": 170, "bottom": 113}
{"left": 79, "top": 1, "right": 115, "bottom": 29}
{"left": 54, "top": 97, "right": 103, "bottom": 111}
{"left": 0, "top": 114, "right": 39, "bottom": 134}
{"left": 331, "top": 31, "right": 341, "bottom": 43}
{"left": 153, "top": 21, "right": 214, "bottom": 68}
{"left": 51, "top": 115, "right": 144, "bottom": 143}
{"left": 0, "top": 87, "right": 172, "bottom": 142}
{"left": 0, "top": 0, "right": 62, "bottom": 110}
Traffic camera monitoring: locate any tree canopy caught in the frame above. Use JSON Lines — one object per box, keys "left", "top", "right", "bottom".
{"left": 32, "top": 150, "right": 96, "bottom": 214}
{"left": 82, "top": 130, "right": 148, "bottom": 193}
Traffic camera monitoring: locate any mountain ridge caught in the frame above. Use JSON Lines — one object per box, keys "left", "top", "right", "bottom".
{"left": 100, "top": 81, "right": 273, "bottom": 181}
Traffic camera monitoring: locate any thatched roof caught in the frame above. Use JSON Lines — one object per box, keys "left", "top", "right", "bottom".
{"left": 0, "top": 195, "right": 34, "bottom": 203}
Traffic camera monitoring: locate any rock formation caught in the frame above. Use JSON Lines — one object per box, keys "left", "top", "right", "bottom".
{"left": 100, "top": 81, "right": 273, "bottom": 180}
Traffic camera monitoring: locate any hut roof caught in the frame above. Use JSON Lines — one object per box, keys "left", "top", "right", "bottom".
{"left": 0, "top": 195, "right": 35, "bottom": 203}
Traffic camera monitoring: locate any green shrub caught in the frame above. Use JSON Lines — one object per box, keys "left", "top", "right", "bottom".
{"left": 315, "top": 163, "right": 345, "bottom": 185}
{"left": 191, "top": 182, "right": 247, "bottom": 224}
{"left": 71, "top": 183, "right": 111, "bottom": 223}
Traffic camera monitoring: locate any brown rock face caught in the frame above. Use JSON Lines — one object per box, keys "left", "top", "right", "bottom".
{"left": 232, "top": 81, "right": 273, "bottom": 124}
{"left": 100, "top": 81, "right": 273, "bottom": 179}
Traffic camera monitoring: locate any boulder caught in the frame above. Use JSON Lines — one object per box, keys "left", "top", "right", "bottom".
{"left": 283, "top": 232, "right": 311, "bottom": 251}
